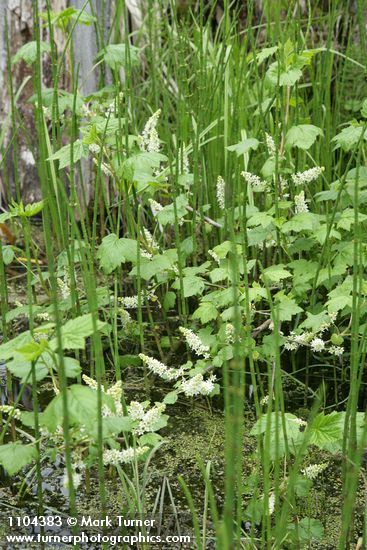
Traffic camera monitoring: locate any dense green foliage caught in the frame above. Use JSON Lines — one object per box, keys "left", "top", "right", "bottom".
{"left": 0, "top": 1, "right": 367, "bottom": 548}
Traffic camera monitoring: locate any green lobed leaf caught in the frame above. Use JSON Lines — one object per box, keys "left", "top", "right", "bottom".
{"left": 192, "top": 302, "right": 218, "bottom": 324}
{"left": 12, "top": 41, "right": 50, "bottom": 65}
{"left": 227, "top": 138, "right": 259, "bottom": 156}
{"left": 2, "top": 246, "right": 15, "bottom": 266}
{"left": 49, "top": 313, "right": 108, "bottom": 350}
{"left": 129, "top": 254, "right": 172, "bottom": 280}
{"left": 7, "top": 355, "right": 48, "bottom": 383}
{"left": 282, "top": 213, "right": 321, "bottom": 234}
{"left": 98, "top": 43, "right": 140, "bottom": 70}
{"left": 288, "top": 518, "right": 324, "bottom": 544}
{"left": 163, "top": 391, "right": 179, "bottom": 405}
{"left": 156, "top": 195, "right": 188, "bottom": 226}
{"left": 262, "top": 264, "right": 292, "bottom": 283}
{"left": 275, "top": 292, "right": 303, "bottom": 321}
{"left": 163, "top": 291, "right": 176, "bottom": 312}
{"left": 16, "top": 339, "right": 48, "bottom": 361}
{"left": 285, "top": 124, "right": 323, "bottom": 150}
{"left": 332, "top": 123, "right": 367, "bottom": 151}
{"left": 179, "top": 276, "right": 205, "bottom": 298}
{"left": 41, "top": 384, "right": 116, "bottom": 432}
{"left": 0, "top": 331, "right": 33, "bottom": 361}
{"left": 336, "top": 208, "right": 367, "bottom": 231}
{"left": 47, "top": 140, "right": 89, "bottom": 169}
{"left": 250, "top": 412, "right": 304, "bottom": 459}
{"left": 97, "top": 234, "right": 138, "bottom": 273}
{"left": 266, "top": 61, "right": 303, "bottom": 87}
{"left": 0, "top": 443, "right": 37, "bottom": 475}
{"left": 309, "top": 412, "right": 343, "bottom": 448}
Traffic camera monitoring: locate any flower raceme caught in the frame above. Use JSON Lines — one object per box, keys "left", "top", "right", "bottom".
{"left": 310, "top": 337, "right": 325, "bottom": 352}
{"left": 139, "top": 350, "right": 216, "bottom": 397}
{"left": 265, "top": 133, "right": 276, "bottom": 158}
{"left": 301, "top": 462, "right": 328, "bottom": 479}
{"left": 139, "top": 353, "right": 184, "bottom": 381}
{"left": 149, "top": 198, "right": 163, "bottom": 215}
{"left": 241, "top": 171, "right": 268, "bottom": 191}
{"left": 294, "top": 190, "right": 309, "bottom": 213}
{"left": 179, "top": 327, "right": 210, "bottom": 358}
{"left": 139, "top": 109, "right": 161, "bottom": 153}
{"left": 127, "top": 401, "right": 166, "bottom": 435}
{"left": 81, "top": 378, "right": 166, "bottom": 437}
{"left": 103, "top": 446, "right": 148, "bottom": 466}
{"left": 291, "top": 166, "right": 324, "bottom": 186}
{"left": 181, "top": 373, "right": 216, "bottom": 397}
{"left": 216, "top": 176, "right": 226, "bottom": 210}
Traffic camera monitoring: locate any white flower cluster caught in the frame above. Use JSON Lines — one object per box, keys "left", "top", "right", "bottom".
{"left": 265, "top": 133, "right": 276, "bottom": 158}
{"left": 118, "top": 290, "right": 155, "bottom": 309}
{"left": 284, "top": 311, "right": 342, "bottom": 356}
{"left": 241, "top": 171, "right": 268, "bottom": 191}
{"left": 82, "top": 375, "right": 124, "bottom": 417}
{"left": 49, "top": 426, "right": 65, "bottom": 442}
{"left": 82, "top": 374, "right": 98, "bottom": 390}
{"left": 140, "top": 109, "right": 161, "bottom": 153}
{"left": 42, "top": 106, "right": 52, "bottom": 119}
{"left": 128, "top": 401, "right": 145, "bottom": 421}
{"left": 143, "top": 228, "right": 158, "bottom": 250}
{"left": 34, "top": 332, "right": 49, "bottom": 344}
{"left": 329, "top": 345, "right": 344, "bottom": 356}
{"left": 57, "top": 275, "right": 70, "bottom": 300}
{"left": 102, "top": 404, "right": 114, "bottom": 417}
{"left": 310, "top": 337, "right": 325, "bottom": 352}
{"left": 291, "top": 417, "right": 307, "bottom": 427}
{"left": 62, "top": 453, "right": 86, "bottom": 491}
{"left": 107, "top": 380, "right": 123, "bottom": 402}
{"left": 301, "top": 462, "right": 328, "bottom": 480}
{"left": 104, "top": 92, "right": 123, "bottom": 116}
{"left": 181, "top": 373, "right": 216, "bottom": 397}
{"left": 329, "top": 311, "right": 338, "bottom": 323}
{"left": 118, "top": 295, "right": 138, "bottom": 308}
{"left": 0, "top": 405, "right": 21, "bottom": 419}
{"left": 105, "top": 102, "right": 117, "bottom": 117}
{"left": 93, "top": 158, "right": 112, "bottom": 177}
{"left": 292, "top": 167, "right": 324, "bottom": 187}
{"left": 225, "top": 323, "right": 235, "bottom": 344}
{"left": 260, "top": 395, "right": 270, "bottom": 405}
{"left": 127, "top": 401, "right": 166, "bottom": 435}
{"left": 315, "top": 314, "right": 337, "bottom": 335}
{"left": 137, "top": 405, "right": 165, "bottom": 434}
{"left": 268, "top": 493, "right": 275, "bottom": 515}
{"left": 149, "top": 198, "right": 164, "bottom": 215}
{"left": 284, "top": 331, "right": 312, "bottom": 351}
{"left": 139, "top": 353, "right": 184, "bottom": 381}
{"left": 103, "top": 446, "right": 148, "bottom": 466}
{"left": 81, "top": 103, "right": 92, "bottom": 117}
{"left": 35, "top": 311, "right": 51, "bottom": 321}
{"left": 89, "top": 143, "right": 101, "bottom": 155}
{"left": 216, "top": 176, "right": 226, "bottom": 210}
{"left": 40, "top": 424, "right": 65, "bottom": 445}
{"left": 294, "top": 190, "right": 309, "bottom": 213}
{"left": 62, "top": 470, "right": 82, "bottom": 490}
{"left": 119, "top": 308, "right": 132, "bottom": 328}
{"left": 179, "top": 327, "right": 210, "bottom": 358}
{"left": 258, "top": 237, "right": 277, "bottom": 250}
